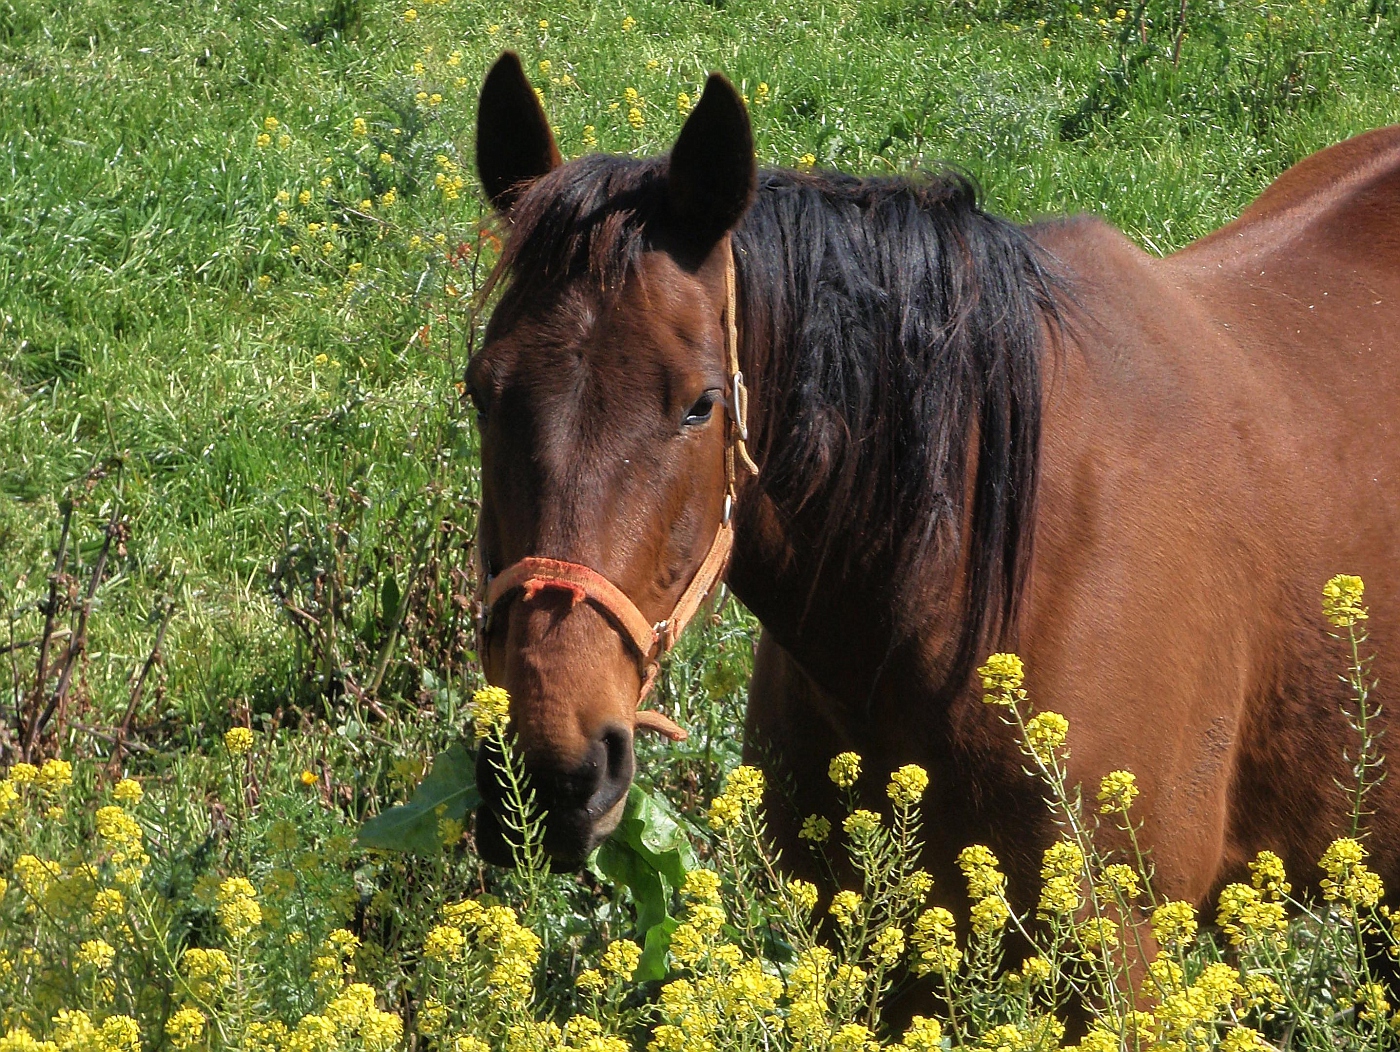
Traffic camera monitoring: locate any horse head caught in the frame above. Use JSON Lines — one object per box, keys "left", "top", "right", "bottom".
{"left": 469, "top": 52, "right": 757, "bottom": 864}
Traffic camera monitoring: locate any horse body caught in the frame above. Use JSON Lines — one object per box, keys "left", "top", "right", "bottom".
{"left": 742, "top": 127, "right": 1400, "bottom": 914}
{"left": 470, "top": 50, "right": 1400, "bottom": 919}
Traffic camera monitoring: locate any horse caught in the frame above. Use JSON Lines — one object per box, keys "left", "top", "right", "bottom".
{"left": 467, "top": 49, "right": 1400, "bottom": 931}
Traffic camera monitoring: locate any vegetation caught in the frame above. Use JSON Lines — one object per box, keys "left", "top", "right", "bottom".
{"left": 3, "top": 0, "right": 1400, "bottom": 1049}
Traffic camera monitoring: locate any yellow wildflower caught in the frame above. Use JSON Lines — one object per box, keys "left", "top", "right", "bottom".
{"left": 1249, "top": 849, "right": 1291, "bottom": 898}
{"left": 1320, "top": 836, "right": 1384, "bottom": 908}
{"left": 403, "top": 8, "right": 417, "bottom": 21}
{"left": 1041, "top": 839, "right": 1084, "bottom": 879}
{"left": 112, "top": 778, "right": 142, "bottom": 806}
{"left": 970, "top": 895, "right": 1010, "bottom": 936}
{"left": 76, "top": 939, "right": 115, "bottom": 970}
{"left": 8, "top": 763, "right": 38, "bottom": 785}
{"left": 224, "top": 727, "right": 253, "bottom": 755}
{"left": 1151, "top": 900, "right": 1199, "bottom": 949}
{"left": 1024, "top": 710, "right": 1069, "bottom": 763}
{"left": 423, "top": 924, "right": 465, "bottom": 961}
{"left": 1096, "top": 862, "right": 1142, "bottom": 901}
{"left": 786, "top": 878, "right": 819, "bottom": 914}
{"left": 582, "top": 125, "right": 597, "bottom": 148}
{"left": 1097, "top": 769, "right": 1138, "bottom": 812}
{"left": 799, "top": 814, "right": 831, "bottom": 841}
{"left": 798, "top": 153, "right": 817, "bottom": 169}
{"left": 263, "top": 115, "right": 279, "bottom": 131}
{"left": 472, "top": 685, "right": 511, "bottom": 740}
{"left": 910, "top": 906, "right": 961, "bottom": 974}
{"left": 1217, "top": 882, "right": 1287, "bottom": 947}
{"left": 599, "top": 939, "right": 641, "bottom": 979}
{"left": 870, "top": 925, "right": 906, "bottom": 965}
{"left": 887, "top": 763, "right": 929, "bottom": 806}
{"left": 215, "top": 876, "right": 261, "bottom": 939}
{"left": 166, "top": 1009, "right": 206, "bottom": 1051}
{"left": 352, "top": 116, "right": 368, "bottom": 136}
{"left": 828, "top": 890, "right": 861, "bottom": 926}
{"left": 828, "top": 752, "right": 861, "bottom": 789}
{"left": 1037, "top": 875, "right": 1081, "bottom": 916}
{"left": 256, "top": 132, "right": 271, "bottom": 148}
{"left": 977, "top": 652, "right": 1025, "bottom": 694}
{"left": 843, "top": 809, "right": 881, "bottom": 837}
{"left": 831, "top": 1023, "right": 877, "bottom": 1052}
{"left": 1220, "top": 1028, "right": 1270, "bottom": 1052}
{"left": 677, "top": 92, "right": 691, "bottom": 114}
{"left": 91, "top": 888, "right": 125, "bottom": 924}
{"left": 575, "top": 968, "right": 605, "bottom": 993}
{"left": 1323, "top": 574, "right": 1367, "bottom": 627}
{"left": 900, "top": 1016, "right": 942, "bottom": 1051}
{"left": 0, "top": 779, "right": 18, "bottom": 817}
{"left": 37, "top": 758, "right": 72, "bottom": 792}
{"left": 621, "top": 15, "right": 636, "bottom": 31}
{"left": 958, "top": 844, "right": 1007, "bottom": 899}
{"left": 681, "top": 869, "right": 721, "bottom": 904}
{"left": 627, "top": 106, "right": 645, "bottom": 129}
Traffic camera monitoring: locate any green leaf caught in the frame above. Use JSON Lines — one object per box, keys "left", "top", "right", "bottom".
{"left": 357, "top": 742, "right": 479, "bottom": 855}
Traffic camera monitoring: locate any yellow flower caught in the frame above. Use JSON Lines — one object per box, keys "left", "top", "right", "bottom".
{"left": 472, "top": 685, "right": 511, "bottom": 740}
{"left": 1024, "top": 710, "right": 1068, "bottom": 763}
{"left": 887, "top": 763, "right": 929, "bottom": 806}
{"left": 677, "top": 92, "right": 691, "bottom": 114}
{"left": 910, "top": 906, "right": 961, "bottom": 974}
{"left": 77, "top": 939, "right": 116, "bottom": 970}
{"left": 1151, "top": 900, "right": 1199, "bottom": 950}
{"left": 828, "top": 889, "right": 862, "bottom": 926}
{"left": 403, "top": 8, "right": 417, "bottom": 21}
{"left": 1320, "top": 836, "right": 1384, "bottom": 907}
{"left": 166, "top": 1008, "right": 206, "bottom": 1050}
{"left": 216, "top": 876, "right": 262, "bottom": 938}
{"left": 600, "top": 939, "right": 641, "bottom": 979}
{"left": 831, "top": 1023, "right": 877, "bottom": 1052}
{"left": 1323, "top": 573, "right": 1367, "bottom": 627}
{"left": 428, "top": 93, "right": 442, "bottom": 106}
{"left": 37, "top": 758, "right": 72, "bottom": 792}
{"left": 1357, "top": 981, "right": 1390, "bottom": 1020}
{"left": 901, "top": 1016, "right": 942, "bottom": 1051}
{"left": 828, "top": 752, "right": 861, "bottom": 789}
{"left": 755, "top": 82, "right": 770, "bottom": 103}
{"left": 1037, "top": 874, "right": 1081, "bottom": 916}
{"left": 1097, "top": 769, "right": 1138, "bottom": 812}
{"left": 256, "top": 132, "right": 271, "bottom": 148}
{"left": 1216, "top": 882, "right": 1286, "bottom": 947}
{"left": 537, "top": 19, "right": 549, "bottom": 29}
{"left": 538, "top": 60, "right": 551, "bottom": 75}
{"left": 224, "top": 727, "right": 253, "bottom": 755}
{"left": 575, "top": 968, "right": 605, "bottom": 993}
{"left": 448, "top": 50, "right": 462, "bottom": 66}
{"left": 352, "top": 116, "right": 368, "bottom": 136}
{"left": 786, "top": 878, "right": 819, "bottom": 914}
{"left": 970, "top": 895, "right": 1009, "bottom": 936}
{"left": 1221, "top": 1027, "right": 1270, "bottom": 1052}
{"left": 1019, "top": 955, "right": 1052, "bottom": 984}
{"left": 681, "top": 868, "right": 721, "bottom": 904}
{"left": 1095, "top": 862, "right": 1142, "bottom": 901}
{"left": 1250, "top": 849, "right": 1291, "bottom": 898}
{"left": 277, "top": 210, "right": 290, "bottom": 226}
{"left": 278, "top": 134, "right": 291, "bottom": 149}
{"left": 978, "top": 651, "right": 1024, "bottom": 694}
{"left": 843, "top": 809, "right": 881, "bottom": 837}
{"left": 1040, "top": 839, "right": 1083, "bottom": 879}
{"left": 9, "top": 762, "right": 38, "bottom": 785}
{"left": 798, "top": 153, "right": 816, "bottom": 169}
{"left": 91, "top": 888, "right": 125, "bottom": 924}
{"left": 263, "top": 115, "right": 279, "bottom": 131}
{"left": 870, "top": 925, "right": 905, "bottom": 965}
{"left": 627, "top": 106, "right": 645, "bottom": 129}
{"left": 799, "top": 814, "right": 831, "bottom": 841}
{"left": 423, "top": 924, "right": 465, "bottom": 961}
{"left": 621, "top": 15, "right": 636, "bottom": 31}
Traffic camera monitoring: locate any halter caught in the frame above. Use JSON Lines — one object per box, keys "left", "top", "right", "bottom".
{"left": 477, "top": 240, "right": 758, "bottom": 742}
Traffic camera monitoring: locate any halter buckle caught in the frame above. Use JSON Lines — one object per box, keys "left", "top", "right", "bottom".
{"left": 731, "top": 371, "right": 750, "bottom": 442}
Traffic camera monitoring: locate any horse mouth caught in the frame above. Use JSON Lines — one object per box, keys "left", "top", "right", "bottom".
{"left": 473, "top": 790, "right": 629, "bottom": 868}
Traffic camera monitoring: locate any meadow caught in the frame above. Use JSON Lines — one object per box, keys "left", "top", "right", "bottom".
{"left": 3, "top": 0, "right": 1400, "bottom": 1048}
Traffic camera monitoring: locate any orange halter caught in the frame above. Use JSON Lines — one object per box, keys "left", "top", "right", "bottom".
{"left": 478, "top": 241, "right": 757, "bottom": 742}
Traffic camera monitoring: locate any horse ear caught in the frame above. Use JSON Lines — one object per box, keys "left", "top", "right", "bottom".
{"left": 476, "top": 51, "right": 562, "bottom": 211}
{"left": 668, "top": 73, "right": 756, "bottom": 248}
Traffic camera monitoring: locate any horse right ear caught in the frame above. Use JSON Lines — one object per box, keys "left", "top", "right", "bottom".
{"left": 476, "top": 51, "right": 561, "bottom": 211}
{"left": 668, "top": 73, "right": 756, "bottom": 248}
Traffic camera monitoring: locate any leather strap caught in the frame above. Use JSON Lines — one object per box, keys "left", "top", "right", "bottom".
{"left": 478, "top": 238, "right": 754, "bottom": 742}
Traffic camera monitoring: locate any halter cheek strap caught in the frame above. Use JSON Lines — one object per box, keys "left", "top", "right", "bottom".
{"left": 478, "top": 241, "right": 756, "bottom": 742}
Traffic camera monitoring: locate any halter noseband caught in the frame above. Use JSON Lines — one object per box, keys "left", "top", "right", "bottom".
{"left": 477, "top": 241, "right": 757, "bottom": 742}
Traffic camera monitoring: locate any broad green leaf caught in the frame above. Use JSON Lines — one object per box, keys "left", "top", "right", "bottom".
{"left": 357, "top": 742, "right": 479, "bottom": 855}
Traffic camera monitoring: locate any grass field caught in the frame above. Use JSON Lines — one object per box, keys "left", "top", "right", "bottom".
{"left": 3, "top": 0, "right": 1400, "bottom": 1048}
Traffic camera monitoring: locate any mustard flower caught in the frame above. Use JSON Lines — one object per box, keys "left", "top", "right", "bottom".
{"left": 1097, "top": 769, "right": 1138, "bottom": 812}
{"left": 899, "top": 869, "right": 935, "bottom": 903}
{"left": 1151, "top": 900, "right": 1199, "bottom": 949}
{"left": 1250, "top": 849, "right": 1291, "bottom": 898}
{"left": 298, "top": 189, "right": 312, "bottom": 205}
{"left": 91, "top": 887, "right": 125, "bottom": 924}
{"left": 0, "top": 779, "right": 18, "bottom": 817}
{"left": 224, "top": 727, "right": 253, "bottom": 755}
{"left": 216, "top": 876, "right": 261, "bottom": 938}
{"left": 910, "top": 906, "right": 961, "bottom": 974}
{"left": 627, "top": 106, "right": 645, "bottom": 129}
{"left": 1358, "top": 981, "right": 1390, "bottom": 1021}
{"left": 183, "top": 947, "right": 232, "bottom": 1000}
{"left": 600, "top": 939, "right": 641, "bottom": 979}
{"left": 1216, "top": 882, "right": 1286, "bottom": 947}
{"left": 870, "top": 925, "right": 906, "bottom": 965}
{"left": 798, "top": 153, "right": 817, "bottom": 169}
{"left": 828, "top": 889, "right": 862, "bottom": 926}
{"left": 1323, "top": 574, "right": 1368, "bottom": 627}
{"left": 1024, "top": 710, "right": 1069, "bottom": 763}
{"left": 108, "top": 776, "right": 139, "bottom": 807}
{"left": 1037, "top": 875, "right": 1081, "bottom": 916}
{"left": 970, "top": 895, "right": 1010, "bottom": 936}
{"left": 1320, "top": 835, "right": 1384, "bottom": 907}
{"left": 828, "top": 752, "right": 861, "bottom": 788}
{"left": 403, "top": 8, "right": 417, "bottom": 21}
{"left": 677, "top": 92, "right": 691, "bottom": 114}
{"left": 831, "top": 1023, "right": 877, "bottom": 1052}
{"left": 1096, "top": 862, "right": 1143, "bottom": 901}
{"left": 36, "top": 758, "right": 72, "bottom": 792}
{"left": 102, "top": 1017, "right": 140, "bottom": 1052}
{"left": 537, "top": 19, "right": 549, "bottom": 29}
{"left": 1040, "top": 839, "right": 1084, "bottom": 880}
{"left": 166, "top": 1008, "right": 206, "bottom": 1051}
{"left": 977, "top": 652, "right": 1025, "bottom": 695}
{"left": 799, "top": 814, "right": 831, "bottom": 841}
{"left": 8, "top": 763, "right": 38, "bottom": 785}
{"left": 786, "top": 878, "right": 819, "bottom": 914}
{"left": 1243, "top": 972, "right": 1284, "bottom": 1010}
{"left": 681, "top": 868, "right": 721, "bottom": 905}
{"left": 1019, "top": 955, "right": 1053, "bottom": 984}
{"left": 256, "top": 132, "right": 271, "bottom": 148}
{"left": 621, "top": 15, "right": 636, "bottom": 30}
{"left": 887, "top": 763, "right": 929, "bottom": 806}
{"left": 900, "top": 1017, "right": 942, "bottom": 1052}
{"left": 277, "top": 210, "right": 290, "bottom": 226}
{"left": 575, "top": 968, "right": 605, "bottom": 994}
{"left": 843, "top": 809, "right": 881, "bottom": 837}
{"left": 755, "top": 82, "right": 770, "bottom": 104}
{"left": 352, "top": 116, "right": 368, "bottom": 136}
{"left": 1220, "top": 1028, "right": 1271, "bottom": 1052}
{"left": 423, "top": 923, "right": 465, "bottom": 961}
{"left": 77, "top": 939, "right": 115, "bottom": 970}
{"left": 300, "top": 769, "right": 318, "bottom": 786}
{"left": 582, "top": 125, "right": 597, "bottom": 148}
{"left": 472, "top": 685, "right": 511, "bottom": 740}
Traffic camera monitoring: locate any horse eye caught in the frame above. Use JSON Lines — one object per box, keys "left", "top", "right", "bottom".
{"left": 683, "top": 392, "right": 716, "bottom": 427}
{"left": 468, "top": 388, "right": 488, "bottom": 424}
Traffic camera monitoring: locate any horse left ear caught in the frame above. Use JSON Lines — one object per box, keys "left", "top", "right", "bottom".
{"left": 668, "top": 73, "right": 756, "bottom": 248}
{"left": 476, "top": 51, "right": 562, "bottom": 211}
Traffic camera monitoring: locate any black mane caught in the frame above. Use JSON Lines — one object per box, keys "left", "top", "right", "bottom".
{"left": 493, "top": 155, "right": 1061, "bottom": 691}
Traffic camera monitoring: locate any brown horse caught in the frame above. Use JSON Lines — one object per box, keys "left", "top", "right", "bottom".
{"left": 468, "top": 49, "right": 1400, "bottom": 924}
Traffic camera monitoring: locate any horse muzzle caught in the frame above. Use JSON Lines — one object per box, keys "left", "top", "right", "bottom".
{"left": 473, "top": 722, "right": 636, "bottom": 866}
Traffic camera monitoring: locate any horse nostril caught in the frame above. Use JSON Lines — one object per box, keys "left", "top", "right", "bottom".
{"left": 584, "top": 725, "right": 635, "bottom": 819}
